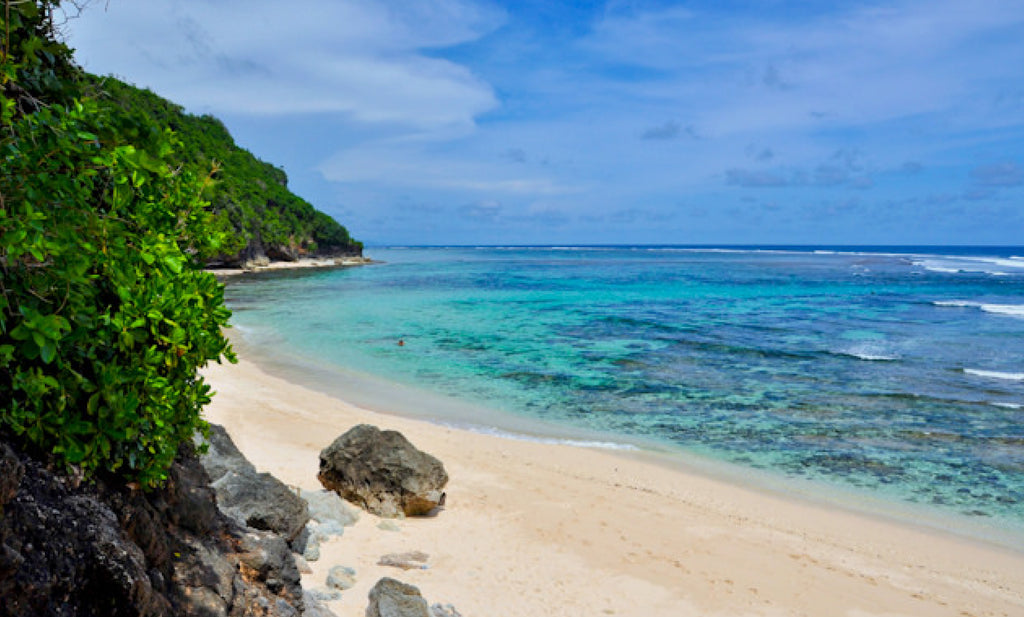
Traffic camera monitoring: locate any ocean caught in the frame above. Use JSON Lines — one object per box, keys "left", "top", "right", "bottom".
{"left": 222, "top": 246, "right": 1024, "bottom": 544}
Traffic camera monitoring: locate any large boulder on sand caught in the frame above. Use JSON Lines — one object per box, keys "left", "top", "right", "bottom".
{"left": 317, "top": 425, "right": 447, "bottom": 518}
{"left": 365, "top": 577, "right": 431, "bottom": 617}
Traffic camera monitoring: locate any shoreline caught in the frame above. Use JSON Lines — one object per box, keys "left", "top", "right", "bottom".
{"left": 222, "top": 332, "right": 1024, "bottom": 554}
{"left": 206, "top": 255, "right": 373, "bottom": 277}
{"left": 201, "top": 355, "right": 1024, "bottom": 617}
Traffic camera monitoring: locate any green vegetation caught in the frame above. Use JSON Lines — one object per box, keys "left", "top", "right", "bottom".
{"left": 0, "top": 1, "right": 356, "bottom": 487}
{"left": 96, "top": 78, "right": 362, "bottom": 263}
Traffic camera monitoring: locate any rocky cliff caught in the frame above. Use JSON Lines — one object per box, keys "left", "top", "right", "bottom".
{"left": 0, "top": 436, "right": 308, "bottom": 617}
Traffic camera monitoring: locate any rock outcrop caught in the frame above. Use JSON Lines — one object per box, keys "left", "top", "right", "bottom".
{"left": 317, "top": 425, "right": 448, "bottom": 518}
{"left": 0, "top": 436, "right": 305, "bottom": 617}
{"left": 202, "top": 424, "right": 310, "bottom": 546}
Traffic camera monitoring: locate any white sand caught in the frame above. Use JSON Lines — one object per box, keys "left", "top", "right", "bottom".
{"left": 202, "top": 357, "right": 1024, "bottom": 617}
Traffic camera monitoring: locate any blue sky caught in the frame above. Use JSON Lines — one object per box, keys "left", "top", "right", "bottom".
{"left": 67, "top": 0, "right": 1024, "bottom": 245}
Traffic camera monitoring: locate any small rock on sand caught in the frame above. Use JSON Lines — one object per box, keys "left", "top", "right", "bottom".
{"left": 326, "top": 565, "right": 357, "bottom": 591}
{"left": 377, "top": 551, "right": 429, "bottom": 570}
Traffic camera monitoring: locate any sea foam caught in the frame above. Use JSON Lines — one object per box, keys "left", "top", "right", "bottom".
{"left": 837, "top": 344, "right": 899, "bottom": 361}
{"left": 444, "top": 423, "right": 639, "bottom": 451}
{"left": 963, "top": 369, "right": 1024, "bottom": 381}
{"left": 934, "top": 300, "right": 1024, "bottom": 319}
{"left": 915, "top": 255, "right": 1024, "bottom": 276}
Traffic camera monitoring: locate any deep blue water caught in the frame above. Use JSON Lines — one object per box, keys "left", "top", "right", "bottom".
{"left": 223, "top": 246, "right": 1024, "bottom": 538}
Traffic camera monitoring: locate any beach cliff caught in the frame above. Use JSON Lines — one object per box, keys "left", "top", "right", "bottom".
{"left": 0, "top": 433, "right": 308, "bottom": 617}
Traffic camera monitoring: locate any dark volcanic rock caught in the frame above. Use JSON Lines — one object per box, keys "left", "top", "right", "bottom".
{"left": 237, "top": 530, "right": 302, "bottom": 601}
{"left": 0, "top": 443, "right": 22, "bottom": 508}
{"left": 0, "top": 437, "right": 305, "bottom": 617}
{"left": 0, "top": 445, "right": 167, "bottom": 617}
{"left": 317, "top": 425, "right": 448, "bottom": 518}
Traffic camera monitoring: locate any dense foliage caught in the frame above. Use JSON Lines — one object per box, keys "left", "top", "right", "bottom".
{"left": 1, "top": 0, "right": 236, "bottom": 487}
{"left": 96, "top": 78, "right": 362, "bottom": 262}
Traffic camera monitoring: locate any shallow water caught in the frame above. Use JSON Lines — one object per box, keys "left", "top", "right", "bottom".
{"left": 223, "top": 246, "right": 1024, "bottom": 540}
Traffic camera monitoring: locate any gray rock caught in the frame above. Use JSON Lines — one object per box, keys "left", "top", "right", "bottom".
{"left": 183, "top": 585, "right": 228, "bottom": 617}
{"left": 365, "top": 577, "right": 432, "bottom": 617}
{"left": 276, "top": 597, "right": 302, "bottom": 617}
{"left": 297, "top": 519, "right": 347, "bottom": 562}
{"left": 303, "top": 538, "right": 321, "bottom": 562}
{"left": 211, "top": 470, "right": 309, "bottom": 543}
{"left": 377, "top": 520, "right": 401, "bottom": 532}
{"left": 326, "top": 565, "right": 357, "bottom": 590}
{"left": 302, "top": 589, "right": 340, "bottom": 617}
{"left": 198, "top": 423, "right": 257, "bottom": 482}
{"left": 306, "top": 588, "right": 343, "bottom": 603}
{"left": 318, "top": 425, "right": 448, "bottom": 518}
{"left": 238, "top": 529, "right": 303, "bottom": 602}
{"left": 430, "top": 604, "right": 463, "bottom": 617}
{"left": 300, "top": 488, "right": 360, "bottom": 527}
{"left": 201, "top": 423, "right": 310, "bottom": 545}
{"left": 377, "top": 551, "right": 429, "bottom": 571}
{"left": 173, "top": 536, "right": 236, "bottom": 604}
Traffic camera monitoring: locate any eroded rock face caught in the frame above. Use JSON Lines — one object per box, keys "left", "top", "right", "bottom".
{"left": 0, "top": 437, "right": 305, "bottom": 617}
{"left": 201, "top": 424, "right": 310, "bottom": 546}
{"left": 317, "top": 425, "right": 448, "bottom": 518}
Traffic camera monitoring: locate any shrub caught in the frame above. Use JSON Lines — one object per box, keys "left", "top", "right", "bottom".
{"left": 1, "top": 0, "right": 235, "bottom": 487}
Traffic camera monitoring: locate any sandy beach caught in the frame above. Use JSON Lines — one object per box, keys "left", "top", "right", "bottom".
{"left": 201, "top": 356, "right": 1024, "bottom": 617}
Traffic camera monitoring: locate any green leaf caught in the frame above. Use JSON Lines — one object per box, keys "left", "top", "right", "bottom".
{"left": 39, "top": 342, "right": 56, "bottom": 364}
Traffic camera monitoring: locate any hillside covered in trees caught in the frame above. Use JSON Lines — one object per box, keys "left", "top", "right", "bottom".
{"left": 96, "top": 77, "right": 362, "bottom": 267}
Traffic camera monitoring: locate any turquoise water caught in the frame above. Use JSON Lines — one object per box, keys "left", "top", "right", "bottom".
{"left": 223, "top": 246, "right": 1024, "bottom": 539}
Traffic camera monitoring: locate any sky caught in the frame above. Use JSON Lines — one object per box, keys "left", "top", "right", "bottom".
{"left": 65, "top": 0, "right": 1024, "bottom": 246}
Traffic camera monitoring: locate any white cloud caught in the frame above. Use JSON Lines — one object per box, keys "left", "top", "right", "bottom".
{"left": 63, "top": 0, "right": 1024, "bottom": 244}
{"left": 318, "top": 136, "right": 580, "bottom": 196}
{"left": 582, "top": 0, "right": 1024, "bottom": 137}
{"left": 67, "top": 0, "right": 502, "bottom": 128}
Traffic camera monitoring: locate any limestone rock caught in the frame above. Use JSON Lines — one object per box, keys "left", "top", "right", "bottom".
{"left": 326, "top": 565, "right": 357, "bottom": 591}
{"left": 201, "top": 424, "right": 310, "bottom": 544}
{"left": 365, "top": 577, "right": 431, "bottom": 617}
{"left": 377, "top": 551, "right": 429, "bottom": 571}
{"left": 211, "top": 471, "right": 309, "bottom": 542}
{"left": 306, "top": 588, "right": 343, "bottom": 603}
{"left": 300, "top": 489, "right": 360, "bottom": 527}
{"left": 430, "top": 604, "right": 464, "bottom": 617}
{"left": 296, "top": 519, "right": 347, "bottom": 562}
{"left": 318, "top": 425, "right": 448, "bottom": 518}
{"left": 198, "top": 423, "right": 257, "bottom": 481}
{"left": 302, "top": 589, "right": 341, "bottom": 617}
